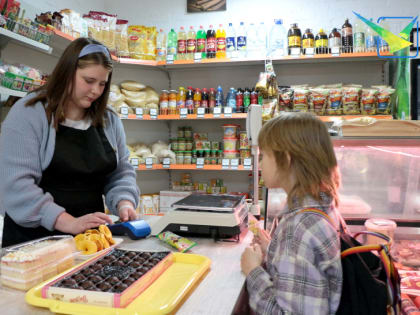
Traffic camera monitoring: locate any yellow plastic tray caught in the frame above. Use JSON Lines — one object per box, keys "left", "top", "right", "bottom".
{"left": 25, "top": 252, "right": 211, "bottom": 314}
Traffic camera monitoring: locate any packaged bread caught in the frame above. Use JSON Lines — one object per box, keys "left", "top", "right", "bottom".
{"left": 121, "top": 89, "right": 147, "bottom": 99}
{"left": 360, "top": 89, "right": 379, "bottom": 115}
{"left": 110, "top": 84, "right": 120, "bottom": 94}
{"left": 116, "top": 19, "right": 129, "bottom": 58}
{"left": 342, "top": 86, "right": 362, "bottom": 114}
{"left": 144, "top": 87, "right": 159, "bottom": 104}
{"left": 108, "top": 91, "right": 125, "bottom": 107}
{"left": 293, "top": 88, "right": 309, "bottom": 112}
{"left": 308, "top": 88, "right": 329, "bottom": 115}
{"left": 128, "top": 25, "right": 146, "bottom": 59}
{"left": 326, "top": 88, "right": 343, "bottom": 115}
{"left": 121, "top": 80, "right": 146, "bottom": 91}
{"left": 125, "top": 97, "right": 147, "bottom": 108}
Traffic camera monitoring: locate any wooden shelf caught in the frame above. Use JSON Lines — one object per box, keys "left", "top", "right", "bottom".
{"left": 135, "top": 164, "right": 251, "bottom": 171}
{"left": 120, "top": 113, "right": 247, "bottom": 120}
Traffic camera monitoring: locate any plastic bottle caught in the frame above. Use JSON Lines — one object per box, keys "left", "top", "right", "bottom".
{"left": 236, "top": 88, "right": 243, "bottom": 113}
{"left": 193, "top": 88, "right": 202, "bottom": 110}
{"left": 365, "top": 18, "right": 377, "bottom": 52}
{"left": 243, "top": 88, "right": 251, "bottom": 112}
{"left": 256, "top": 22, "right": 267, "bottom": 59}
{"left": 341, "top": 18, "right": 353, "bottom": 53}
{"left": 209, "top": 87, "right": 216, "bottom": 111}
{"left": 206, "top": 25, "right": 216, "bottom": 58}
{"left": 354, "top": 19, "right": 365, "bottom": 53}
{"left": 328, "top": 28, "right": 341, "bottom": 53}
{"left": 187, "top": 26, "right": 196, "bottom": 60}
{"left": 315, "top": 28, "right": 328, "bottom": 54}
{"left": 269, "top": 19, "right": 286, "bottom": 58}
{"left": 177, "top": 26, "right": 187, "bottom": 60}
{"left": 247, "top": 23, "right": 258, "bottom": 59}
{"left": 196, "top": 25, "right": 207, "bottom": 59}
{"left": 215, "top": 85, "right": 224, "bottom": 107}
{"left": 226, "top": 22, "right": 236, "bottom": 58}
{"left": 287, "top": 23, "right": 302, "bottom": 55}
{"left": 378, "top": 19, "right": 390, "bottom": 52}
{"left": 177, "top": 87, "right": 186, "bottom": 110}
{"left": 302, "top": 28, "right": 314, "bottom": 55}
{"left": 201, "top": 88, "right": 209, "bottom": 111}
{"left": 186, "top": 86, "right": 194, "bottom": 114}
{"left": 226, "top": 87, "right": 237, "bottom": 112}
{"left": 156, "top": 28, "right": 166, "bottom": 61}
{"left": 167, "top": 28, "right": 178, "bottom": 59}
{"left": 216, "top": 24, "right": 226, "bottom": 59}
{"left": 237, "top": 22, "right": 247, "bottom": 58}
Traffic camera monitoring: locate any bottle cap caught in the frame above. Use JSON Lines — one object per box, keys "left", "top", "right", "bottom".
{"left": 219, "top": 24, "right": 223, "bottom": 27}
{"left": 180, "top": 26, "right": 184, "bottom": 30}
{"left": 229, "top": 23, "right": 232, "bottom": 26}
{"left": 274, "top": 19, "right": 283, "bottom": 25}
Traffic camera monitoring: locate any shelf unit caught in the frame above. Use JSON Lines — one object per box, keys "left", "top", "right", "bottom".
{"left": 0, "top": 27, "right": 52, "bottom": 54}
{"left": 134, "top": 164, "right": 251, "bottom": 171}
{"left": 0, "top": 86, "right": 26, "bottom": 98}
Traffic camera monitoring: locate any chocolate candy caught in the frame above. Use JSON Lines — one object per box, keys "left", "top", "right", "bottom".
{"left": 82, "top": 268, "right": 93, "bottom": 276}
{"left": 97, "top": 282, "right": 111, "bottom": 291}
{"left": 63, "top": 278, "right": 77, "bottom": 287}
{"left": 115, "top": 283, "right": 128, "bottom": 292}
{"left": 129, "top": 261, "right": 141, "bottom": 268}
{"left": 132, "top": 271, "right": 144, "bottom": 279}
{"left": 81, "top": 280, "right": 93, "bottom": 289}
{"left": 92, "top": 264, "right": 103, "bottom": 272}
{"left": 73, "top": 274, "right": 85, "bottom": 282}
{"left": 123, "top": 277, "right": 135, "bottom": 285}
{"left": 109, "top": 276, "right": 120, "bottom": 285}
{"left": 127, "top": 252, "right": 136, "bottom": 258}
{"left": 112, "top": 261, "right": 125, "bottom": 267}
{"left": 89, "top": 275, "right": 103, "bottom": 283}
{"left": 122, "top": 257, "right": 131, "bottom": 264}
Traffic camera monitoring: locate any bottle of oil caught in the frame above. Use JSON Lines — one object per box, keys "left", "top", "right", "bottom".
{"left": 341, "top": 18, "right": 353, "bottom": 53}
{"left": 328, "top": 28, "right": 341, "bottom": 53}
{"left": 315, "top": 28, "right": 328, "bottom": 54}
{"left": 302, "top": 28, "right": 314, "bottom": 55}
{"left": 287, "top": 23, "right": 301, "bottom": 55}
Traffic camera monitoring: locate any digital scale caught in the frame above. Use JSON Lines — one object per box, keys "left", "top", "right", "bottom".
{"left": 150, "top": 194, "right": 248, "bottom": 241}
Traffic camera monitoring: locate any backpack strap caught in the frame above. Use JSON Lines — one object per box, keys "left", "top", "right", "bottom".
{"left": 299, "top": 208, "right": 339, "bottom": 232}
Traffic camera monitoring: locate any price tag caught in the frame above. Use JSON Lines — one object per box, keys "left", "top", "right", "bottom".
{"left": 331, "top": 47, "right": 340, "bottom": 56}
{"left": 163, "top": 158, "right": 171, "bottom": 168}
{"left": 135, "top": 107, "right": 143, "bottom": 119}
{"left": 180, "top": 108, "right": 188, "bottom": 119}
{"left": 120, "top": 107, "right": 128, "bottom": 119}
{"left": 290, "top": 47, "right": 301, "bottom": 56}
{"left": 194, "top": 52, "right": 202, "bottom": 63}
{"left": 213, "top": 107, "right": 222, "bottom": 118}
{"left": 150, "top": 108, "right": 158, "bottom": 119}
{"left": 224, "top": 107, "right": 232, "bottom": 118}
{"left": 166, "top": 54, "right": 174, "bottom": 64}
{"left": 222, "top": 158, "right": 230, "bottom": 170}
{"left": 130, "top": 158, "right": 139, "bottom": 167}
{"left": 196, "top": 157, "right": 204, "bottom": 169}
{"left": 197, "top": 107, "right": 205, "bottom": 118}
{"left": 243, "top": 158, "right": 252, "bottom": 170}
{"left": 146, "top": 157, "right": 153, "bottom": 169}
{"left": 230, "top": 158, "right": 239, "bottom": 170}
{"left": 305, "top": 48, "right": 314, "bottom": 57}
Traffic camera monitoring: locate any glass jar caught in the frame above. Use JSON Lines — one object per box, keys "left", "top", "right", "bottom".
{"left": 176, "top": 151, "right": 184, "bottom": 164}
{"left": 185, "top": 139, "right": 193, "bottom": 151}
{"left": 178, "top": 138, "right": 186, "bottom": 151}
{"left": 169, "top": 90, "right": 177, "bottom": 115}
{"left": 171, "top": 138, "right": 178, "bottom": 151}
{"left": 177, "top": 127, "right": 185, "bottom": 138}
{"left": 184, "top": 151, "right": 192, "bottom": 164}
{"left": 184, "top": 126, "right": 192, "bottom": 138}
{"left": 159, "top": 90, "right": 169, "bottom": 115}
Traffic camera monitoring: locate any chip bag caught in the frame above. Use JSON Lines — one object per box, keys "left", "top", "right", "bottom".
{"left": 361, "top": 88, "right": 379, "bottom": 115}
{"left": 308, "top": 88, "right": 329, "bottom": 115}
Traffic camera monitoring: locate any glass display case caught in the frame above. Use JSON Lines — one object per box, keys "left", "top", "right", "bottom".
{"left": 264, "top": 137, "right": 420, "bottom": 232}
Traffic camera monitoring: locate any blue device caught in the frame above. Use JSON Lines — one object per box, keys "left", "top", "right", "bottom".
{"left": 109, "top": 220, "right": 151, "bottom": 240}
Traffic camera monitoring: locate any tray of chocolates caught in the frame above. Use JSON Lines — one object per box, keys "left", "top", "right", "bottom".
{"left": 41, "top": 249, "right": 172, "bottom": 308}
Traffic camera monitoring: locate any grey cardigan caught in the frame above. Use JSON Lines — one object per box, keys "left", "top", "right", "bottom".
{"left": 0, "top": 93, "right": 140, "bottom": 231}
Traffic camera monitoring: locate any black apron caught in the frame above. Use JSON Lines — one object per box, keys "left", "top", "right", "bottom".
{"left": 2, "top": 124, "right": 117, "bottom": 247}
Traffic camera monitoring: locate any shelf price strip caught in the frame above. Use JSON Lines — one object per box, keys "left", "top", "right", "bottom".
{"left": 196, "top": 157, "right": 204, "bottom": 169}
{"left": 135, "top": 107, "right": 143, "bottom": 119}
{"left": 146, "top": 157, "right": 154, "bottom": 169}
{"left": 197, "top": 107, "right": 205, "bottom": 118}
{"left": 223, "top": 107, "right": 232, "bottom": 118}
{"left": 243, "top": 158, "right": 252, "bottom": 170}
{"left": 180, "top": 108, "right": 188, "bottom": 119}
{"left": 162, "top": 158, "right": 171, "bottom": 168}
{"left": 213, "top": 107, "right": 222, "bottom": 118}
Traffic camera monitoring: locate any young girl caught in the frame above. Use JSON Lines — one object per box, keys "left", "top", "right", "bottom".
{"left": 0, "top": 38, "right": 139, "bottom": 247}
{"left": 241, "top": 112, "right": 343, "bottom": 314}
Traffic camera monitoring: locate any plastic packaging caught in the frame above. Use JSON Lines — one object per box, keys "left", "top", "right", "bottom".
{"left": 215, "top": 85, "right": 224, "bottom": 107}
{"left": 255, "top": 22, "right": 267, "bottom": 59}
{"left": 247, "top": 23, "right": 258, "bottom": 58}
{"left": 365, "top": 18, "right": 376, "bottom": 52}
{"left": 226, "top": 22, "right": 236, "bottom": 58}
{"left": 236, "top": 21, "right": 247, "bottom": 58}
{"left": 364, "top": 218, "right": 397, "bottom": 245}
{"left": 177, "top": 26, "right": 187, "bottom": 60}
{"left": 354, "top": 19, "right": 365, "bottom": 53}
{"left": 206, "top": 25, "right": 216, "bottom": 58}
{"left": 216, "top": 24, "right": 226, "bottom": 59}
{"left": 167, "top": 28, "right": 177, "bottom": 59}
{"left": 187, "top": 26, "right": 196, "bottom": 60}
{"left": 156, "top": 28, "right": 167, "bottom": 61}
{"left": 226, "top": 87, "right": 237, "bottom": 111}
{"left": 341, "top": 18, "right": 353, "bottom": 53}
{"left": 196, "top": 25, "right": 206, "bottom": 59}
{"left": 222, "top": 124, "right": 239, "bottom": 138}
{"left": 223, "top": 138, "right": 238, "bottom": 151}
{"left": 157, "top": 231, "right": 197, "bottom": 253}
{"left": 269, "top": 19, "right": 286, "bottom": 58}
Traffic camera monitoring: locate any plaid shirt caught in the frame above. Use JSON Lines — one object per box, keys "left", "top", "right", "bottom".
{"left": 247, "top": 193, "right": 343, "bottom": 315}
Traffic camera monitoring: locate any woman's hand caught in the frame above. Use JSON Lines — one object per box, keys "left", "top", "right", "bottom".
{"left": 55, "top": 212, "right": 113, "bottom": 234}
{"left": 241, "top": 244, "right": 264, "bottom": 276}
{"left": 252, "top": 228, "right": 271, "bottom": 257}
{"left": 117, "top": 200, "right": 137, "bottom": 222}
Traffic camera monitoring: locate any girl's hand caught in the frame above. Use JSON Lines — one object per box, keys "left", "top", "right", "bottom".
{"left": 252, "top": 228, "right": 271, "bottom": 257}
{"left": 241, "top": 244, "right": 264, "bottom": 276}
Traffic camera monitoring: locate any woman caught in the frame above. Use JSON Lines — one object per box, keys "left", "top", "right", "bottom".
{"left": 0, "top": 38, "right": 139, "bottom": 247}
{"left": 241, "top": 112, "right": 343, "bottom": 314}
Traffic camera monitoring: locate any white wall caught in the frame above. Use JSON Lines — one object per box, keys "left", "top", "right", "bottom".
{"left": 103, "top": 0, "right": 420, "bottom": 35}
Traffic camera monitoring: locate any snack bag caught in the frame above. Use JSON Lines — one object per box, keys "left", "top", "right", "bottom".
{"left": 278, "top": 88, "right": 294, "bottom": 112}
{"left": 157, "top": 231, "right": 197, "bottom": 253}
{"left": 326, "top": 88, "right": 343, "bottom": 115}
{"left": 128, "top": 25, "right": 145, "bottom": 59}
{"left": 262, "top": 97, "right": 278, "bottom": 121}
{"left": 375, "top": 87, "right": 395, "bottom": 114}
{"left": 342, "top": 86, "right": 362, "bottom": 114}
{"left": 293, "top": 88, "right": 309, "bottom": 112}
{"left": 361, "top": 88, "right": 379, "bottom": 115}
{"left": 308, "top": 88, "right": 329, "bottom": 115}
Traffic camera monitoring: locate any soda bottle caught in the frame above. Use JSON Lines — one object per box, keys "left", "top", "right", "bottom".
{"left": 354, "top": 19, "right": 365, "bottom": 53}
{"left": 237, "top": 22, "right": 247, "bottom": 58}
{"left": 215, "top": 85, "right": 224, "bottom": 107}
{"left": 209, "top": 87, "right": 216, "bottom": 111}
{"left": 194, "top": 88, "right": 202, "bottom": 110}
{"left": 167, "top": 28, "right": 177, "bottom": 60}
{"left": 315, "top": 28, "right": 328, "bottom": 54}
{"left": 244, "top": 88, "right": 251, "bottom": 112}
{"left": 177, "top": 87, "right": 186, "bottom": 110}
{"left": 201, "top": 88, "right": 209, "bottom": 111}
{"left": 187, "top": 26, "right": 196, "bottom": 60}
{"left": 256, "top": 22, "right": 267, "bottom": 59}
{"left": 156, "top": 28, "right": 167, "bottom": 61}
{"left": 236, "top": 88, "right": 244, "bottom": 113}
{"left": 328, "top": 28, "right": 341, "bottom": 53}
{"left": 206, "top": 25, "right": 216, "bottom": 58}
{"left": 177, "top": 26, "right": 187, "bottom": 60}
{"left": 365, "top": 18, "right": 377, "bottom": 52}
{"left": 269, "top": 19, "right": 287, "bottom": 58}
{"left": 186, "top": 86, "right": 194, "bottom": 114}
{"left": 302, "top": 28, "right": 314, "bottom": 55}
{"left": 226, "top": 87, "right": 237, "bottom": 112}
{"left": 341, "top": 18, "right": 353, "bottom": 53}
{"left": 216, "top": 24, "right": 226, "bottom": 59}
{"left": 250, "top": 90, "right": 258, "bottom": 105}
{"left": 196, "top": 25, "right": 206, "bottom": 59}
{"left": 226, "top": 22, "right": 236, "bottom": 58}
{"left": 247, "top": 23, "right": 258, "bottom": 59}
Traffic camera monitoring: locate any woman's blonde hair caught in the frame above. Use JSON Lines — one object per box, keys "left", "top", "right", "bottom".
{"left": 258, "top": 112, "right": 340, "bottom": 208}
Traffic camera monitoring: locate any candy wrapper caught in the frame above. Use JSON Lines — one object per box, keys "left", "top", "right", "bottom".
{"left": 248, "top": 214, "right": 260, "bottom": 235}
{"left": 157, "top": 231, "right": 197, "bottom": 253}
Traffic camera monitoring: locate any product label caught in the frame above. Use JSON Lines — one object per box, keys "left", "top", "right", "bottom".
{"left": 315, "top": 39, "right": 328, "bottom": 48}
{"left": 302, "top": 38, "right": 314, "bottom": 48}
{"left": 237, "top": 36, "right": 247, "bottom": 50}
{"left": 169, "top": 100, "right": 177, "bottom": 109}
{"left": 342, "top": 27, "right": 352, "bottom": 37}
{"left": 226, "top": 37, "right": 236, "bottom": 51}
{"left": 329, "top": 37, "right": 340, "bottom": 48}
{"left": 160, "top": 101, "right": 168, "bottom": 108}
{"left": 197, "top": 38, "right": 206, "bottom": 52}
{"left": 288, "top": 36, "right": 301, "bottom": 47}
{"left": 207, "top": 38, "right": 216, "bottom": 52}
{"left": 187, "top": 39, "right": 196, "bottom": 53}
{"left": 157, "top": 48, "right": 166, "bottom": 57}
{"left": 217, "top": 37, "right": 226, "bottom": 52}
{"left": 177, "top": 39, "right": 186, "bottom": 53}
{"left": 354, "top": 32, "right": 365, "bottom": 47}
{"left": 186, "top": 100, "right": 194, "bottom": 109}
{"left": 202, "top": 100, "right": 209, "bottom": 108}
{"left": 366, "top": 36, "right": 376, "bottom": 49}
{"left": 168, "top": 46, "right": 177, "bottom": 55}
